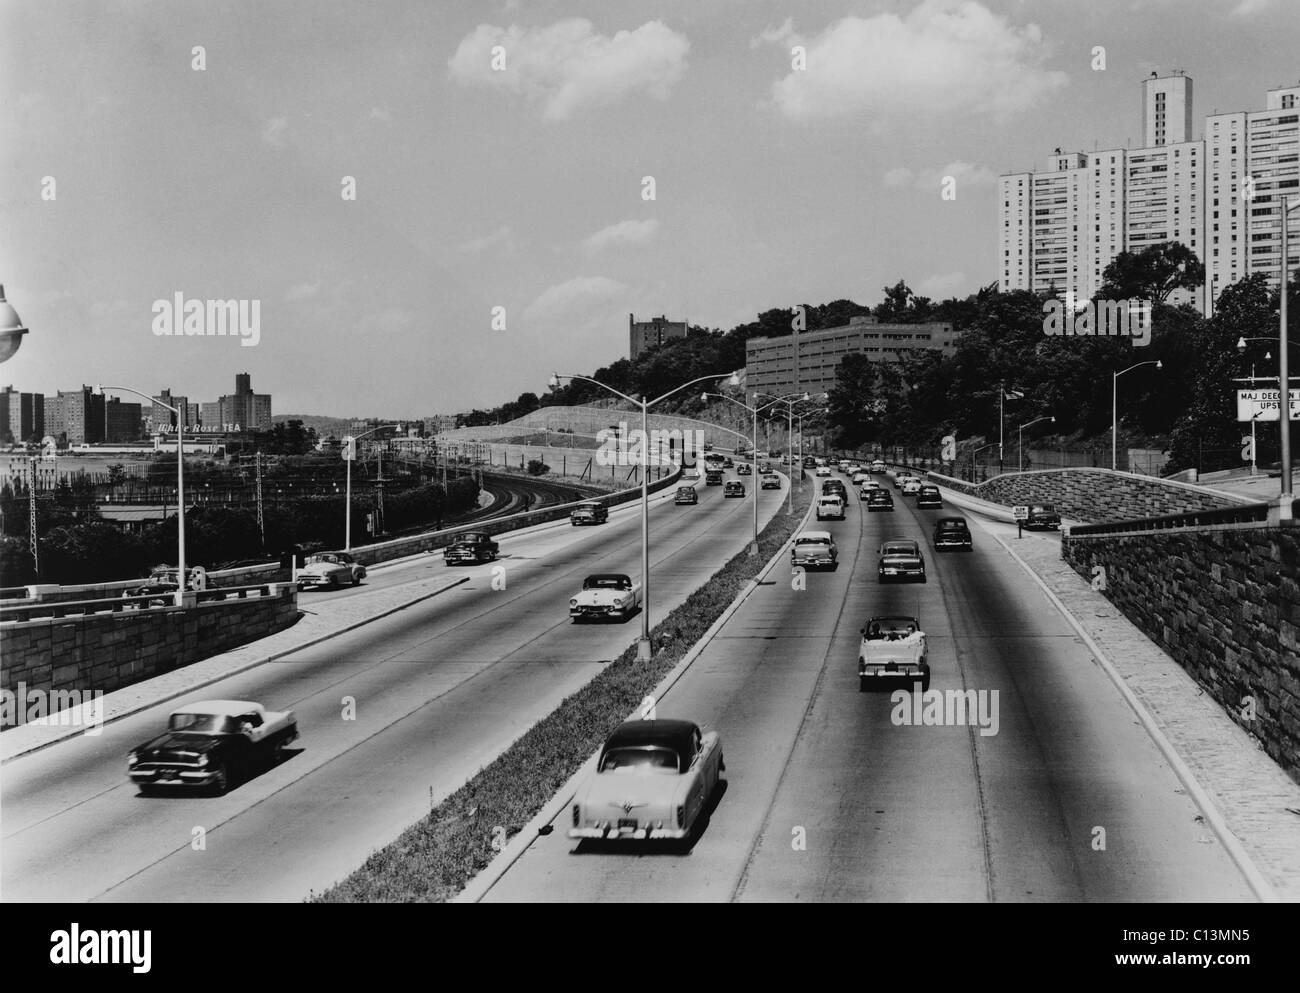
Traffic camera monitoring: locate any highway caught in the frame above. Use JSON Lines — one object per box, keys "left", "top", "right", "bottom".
{"left": 481, "top": 469, "right": 1256, "bottom": 903}
{"left": 0, "top": 473, "right": 788, "bottom": 902}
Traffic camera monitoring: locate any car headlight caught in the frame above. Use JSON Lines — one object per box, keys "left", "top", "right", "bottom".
{"left": 570, "top": 599, "right": 578, "bottom": 607}
{"left": 196, "top": 754, "right": 209, "bottom": 767}
{"left": 127, "top": 754, "right": 139, "bottom": 766}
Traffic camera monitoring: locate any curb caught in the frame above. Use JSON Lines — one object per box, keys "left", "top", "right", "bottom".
{"left": 455, "top": 489, "right": 817, "bottom": 903}
{"left": 1, "top": 576, "right": 470, "bottom": 764}
{"left": 988, "top": 530, "right": 1278, "bottom": 904}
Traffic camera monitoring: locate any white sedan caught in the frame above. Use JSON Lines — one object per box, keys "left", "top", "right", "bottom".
{"left": 569, "top": 573, "right": 642, "bottom": 622}
{"left": 815, "top": 465, "right": 831, "bottom": 477}
{"left": 570, "top": 719, "right": 724, "bottom": 842}
{"left": 296, "top": 552, "right": 366, "bottom": 590}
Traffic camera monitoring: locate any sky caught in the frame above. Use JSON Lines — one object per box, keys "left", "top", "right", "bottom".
{"left": 1, "top": 0, "right": 1296, "bottom": 417}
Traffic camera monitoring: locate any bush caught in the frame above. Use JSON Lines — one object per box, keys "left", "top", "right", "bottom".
{"left": 526, "top": 459, "right": 550, "bottom": 476}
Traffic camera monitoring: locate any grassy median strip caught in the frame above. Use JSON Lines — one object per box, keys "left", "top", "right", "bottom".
{"left": 312, "top": 480, "right": 812, "bottom": 902}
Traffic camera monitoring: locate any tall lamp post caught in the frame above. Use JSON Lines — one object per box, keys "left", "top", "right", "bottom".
{"left": 551, "top": 370, "right": 740, "bottom": 661}
{"left": 755, "top": 391, "right": 819, "bottom": 514}
{"left": 343, "top": 423, "right": 400, "bottom": 551}
{"left": 1112, "top": 360, "right": 1162, "bottom": 471}
{"left": 1017, "top": 415, "right": 1056, "bottom": 473}
{"left": 95, "top": 385, "right": 186, "bottom": 605}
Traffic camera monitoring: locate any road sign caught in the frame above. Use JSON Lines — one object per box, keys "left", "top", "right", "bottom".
{"left": 1236, "top": 388, "right": 1300, "bottom": 422}
{"left": 1012, "top": 505, "right": 1029, "bottom": 520}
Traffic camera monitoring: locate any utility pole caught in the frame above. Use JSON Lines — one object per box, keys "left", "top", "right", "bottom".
{"left": 28, "top": 456, "right": 39, "bottom": 579}
{"left": 255, "top": 451, "right": 265, "bottom": 545}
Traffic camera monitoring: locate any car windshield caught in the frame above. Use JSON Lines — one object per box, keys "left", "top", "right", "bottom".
{"left": 168, "top": 712, "right": 235, "bottom": 734}
{"left": 600, "top": 746, "right": 680, "bottom": 774}
{"left": 882, "top": 542, "right": 917, "bottom": 555}
{"left": 797, "top": 537, "right": 831, "bottom": 546}
{"left": 584, "top": 577, "right": 630, "bottom": 590}
{"left": 306, "top": 554, "right": 340, "bottom": 566}
{"left": 864, "top": 619, "right": 919, "bottom": 639}
{"left": 1033, "top": 505, "right": 1057, "bottom": 513}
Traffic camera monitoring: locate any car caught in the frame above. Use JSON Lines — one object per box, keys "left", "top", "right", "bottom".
{"left": 803, "top": 456, "right": 818, "bottom": 468}
{"left": 866, "top": 489, "right": 895, "bottom": 511}
{"left": 760, "top": 472, "right": 781, "bottom": 489}
{"left": 757, "top": 461, "right": 772, "bottom": 473}
{"left": 443, "top": 532, "right": 499, "bottom": 564}
{"left": 570, "top": 502, "right": 610, "bottom": 525}
{"left": 851, "top": 471, "right": 870, "bottom": 485}
{"left": 878, "top": 538, "right": 926, "bottom": 583}
{"left": 125, "top": 565, "right": 188, "bottom": 603}
{"left": 821, "top": 479, "right": 847, "bottom": 500}
{"left": 569, "top": 719, "right": 723, "bottom": 842}
{"left": 768, "top": 450, "right": 781, "bottom": 458}
{"left": 859, "top": 479, "right": 882, "bottom": 495}
{"left": 1025, "top": 503, "right": 1062, "bottom": 530}
{"left": 297, "top": 551, "right": 366, "bottom": 589}
{"left": 128, "top": 700, "right": 298, "bottom": 795}
{"left": 791, "top": 530, "right": 838, "bottom": 570}
{"left": 723, "top": 457, "right": 734, "bottom": 468}
{"left": 675, "top": 485, "right": 699, "bottom": 505}
{"left": 901, "top": 477, "right": 923, "bottom": 496}
{"left": 871, "top": 460, "right": 886, "bottom": 474}
{"left": 916, "top": 485, "right": 942, "bottom": 509}
{"left": 892, "top": 472, "right": 911, "bottom": 489}
{"left": 724, "top": 480, "right": 745, "bottom": 498}
{"left": 815, "top": 465, "right": 831, "bottom": 477}
{"left": 736, "top": 462, "right": 752, "bottom": 475}
{"left": 569, "top": 573, "right": 642, "bottom": 622}
{"left": 934, "top": 516, "right": 973, "bottom": 551}
{"left": 703, "top": 442, "right": 713, "bottom": 452}
{"left": 704, "top": 469, "right": 724, "bottom": 486}
{"left": 859, "top": 616, "right": 930, "bottom": 692}
{"left": 816, "top": 494, "right": 846, "bottom": 520}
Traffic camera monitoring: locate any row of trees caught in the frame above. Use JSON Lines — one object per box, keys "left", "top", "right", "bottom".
{"left": 460, "top": 244, "right": 1294, "bottom": 476}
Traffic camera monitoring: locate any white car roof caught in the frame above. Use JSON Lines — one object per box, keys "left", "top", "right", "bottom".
{"left": 172, "top": 700, "right": 264, "bottom": 717}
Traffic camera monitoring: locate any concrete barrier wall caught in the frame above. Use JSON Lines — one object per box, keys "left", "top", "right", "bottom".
{"left": 921, "top": 467, "right": 1249, "bottom": 525}
{"left": 1061, "top": 525, "right": 1300, "bottom": 784}
{"left": 0, "top": 563, "right": 286, "bottom": 607}
{"left": 0, "top": 584, "right": 301, "bottom": 698}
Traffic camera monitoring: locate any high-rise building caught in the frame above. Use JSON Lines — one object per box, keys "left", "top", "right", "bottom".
{"left": 146, "top": 389, "right": 190, "bottom": 434}
{"left": 216, "top": 372, "right": 272, "bottom": 430}
{"left": 1, "top": 386, "right": 44, "bottom": 443}
{"left": 629, "top": 314, "right": 688, "bottom": 359}
{"left": 1143, "top": 70, "right": 1193, "bottom": 147}
{"left": 1204, "top": 84, "right": 1300, "bottom": 315}
{"left": 746, "top": 315, "right": 958, "bottom": 398}
{"left": 199, "top": 401, "right": 221, "bottom": 432}
{"left": 45, "top": 385, "right": 105, "bottom": 443}
{"left": 105, "top": 397, "right": 143, "bottom": 442}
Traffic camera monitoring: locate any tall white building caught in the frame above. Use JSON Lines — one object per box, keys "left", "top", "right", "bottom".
{"left": 1000, "top": 71, "right": 1205, "bottom": 312}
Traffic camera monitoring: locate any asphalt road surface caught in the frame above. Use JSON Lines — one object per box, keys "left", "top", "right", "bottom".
{"left": 482, "top": 471, "right": 1255, "bottom": 903}
{"left": 1, "top": 472, "right": 788, "bottom": 902}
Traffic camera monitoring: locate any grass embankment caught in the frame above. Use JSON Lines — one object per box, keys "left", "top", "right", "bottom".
{"left": 313, "top": 477, "right": 812, "bottom": 902}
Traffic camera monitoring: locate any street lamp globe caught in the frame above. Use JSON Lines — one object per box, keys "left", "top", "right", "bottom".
{"left": 0, "top": 285, "right": 30, "bottom": 364}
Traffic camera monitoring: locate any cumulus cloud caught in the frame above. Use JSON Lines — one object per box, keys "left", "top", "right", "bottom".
{"left": 756, "top": 2, "right": 1068, "bottom": 122}
{"left": 581, "top": 218, "right": 660, "bottom": 255}
{"left": 916, "top": 272, "right": 969, "bottom": 299}
{"left": 447, "top": 19, "right": 690, "bottom": 120}
{"left": 457, "top": 224, "right": 517, "bottom": 255}
{"left": 522, "top": 276, "right": 627, "bottom": 325}
{"left": 261, "top": 116, "right": 289, "bottom": 146}
{"left": 883, "top": 161, "right": 997, "bottom": 190}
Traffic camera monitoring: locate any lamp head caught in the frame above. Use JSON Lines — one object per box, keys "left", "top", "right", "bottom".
{"left": 548, "top": 373, "right": 560, "bottom": 389}
{"left": 727, "top": 372, "right": 740, "bottom": 386}
{"left": 1155, "top": 360, "right": 1163, "bottom": 370}
{"left": 92, "top": 384, "right": 104, "bottom": 396}
{"left": 1236, "top": 337, "right": 1247, "bottom": 354}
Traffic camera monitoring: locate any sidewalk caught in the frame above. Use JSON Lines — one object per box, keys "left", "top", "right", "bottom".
{"left": 964, "top": 508, "right": 1300, "bottom": 900}
{"left": 1, "top": 570, "right": 469, "bottom": 762}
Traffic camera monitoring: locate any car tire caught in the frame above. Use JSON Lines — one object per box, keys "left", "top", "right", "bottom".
{"left": 352, "top": 574, "right": 360, "bottom": 586}
{"left": 921, "top": 672, "right": 931, "bottom": 693}
{"left": 859, "top": 676, "right": 869, "bottom": 693}
{"left": 137, "top": 784, "right": 158, "bottom": 797}
{"left": 212, "top": 764, "right": 230, "bottom": 796}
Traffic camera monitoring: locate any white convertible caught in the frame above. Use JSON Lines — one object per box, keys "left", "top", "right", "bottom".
{"left": 570, "top": 719, "right": 724, "bottom": 842}
{"left": 569, "top": 573, "right": 642, "bottom": 622}
{"left": 859, "top": 616, "right": 930, "bottom": 692}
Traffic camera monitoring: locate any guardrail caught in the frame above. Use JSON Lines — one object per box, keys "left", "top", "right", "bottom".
{"left": 1066, "top": 500, "right": 1289, "bottom": 537}
{"left": 0, "top": 583, "right": 283, "bottom": 623}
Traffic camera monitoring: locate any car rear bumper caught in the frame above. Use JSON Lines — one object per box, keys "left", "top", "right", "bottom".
{"left": 879, "top": 570, "right": 925, "bottom": 581}
{"left": 569, "top": 826, "right": 687, "bottom": 840}
{"left": 791, "top": 557, "right": 834, "bottom": 568}
{"left": 859, "top": 665, "right": 929, "bottom": 681}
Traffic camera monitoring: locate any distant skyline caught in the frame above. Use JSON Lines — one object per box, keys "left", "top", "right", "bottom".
{"left": 2, "top": 0, "right": 1296, "bottom": 416}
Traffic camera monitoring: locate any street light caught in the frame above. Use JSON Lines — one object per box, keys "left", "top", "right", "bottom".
{"left": 1111, "top": 360, "right": 1162, "bottom": 471}
{"left": 754, "top": 391, "right": 816, "bottom": 514}
{"left": 95, "top": 385, "right": 187, "bottom": 605}
{"left": 1279, "top": 194, "right": 1300, "bottom": 517}
{"left": 550, "top": 370, "right": 740, "bottom": 661}
{"left": 343, "top": 423, "right": 400, "bottom": 551}
{"left": 1017, "top": 415, "right": 1056, "bottom": 473}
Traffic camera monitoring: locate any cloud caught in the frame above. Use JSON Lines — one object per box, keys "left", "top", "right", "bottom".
{"left": 522, "top": 276, "right": 627, "bottom": 325}
{"left": 261, "top": 117, "right": 288, "bottom": 146}
{"left": 448, "top": 19, "right": 690, "bottom": 120}
{"left": 915, "top": 272, "right": 969, "bottom": 299}
{"left": 284, "top": 282, "right": 321, "bottom": 302}
{"left": 1231, "top": 0, "right": 1273, "bottom": 14}
{"left": 757, "top": 3, "right": 1068, "bottom": 122}
{"left": 883, "top": 161, "right": 997, "bottom": 190}
{"left": 581, "top": 218, "right": 660, "bottom": 255}
{"left": 457, "top": 224, "right": 517, "bottom": 255}
{"left": 369, "top": 105, "right": 392, "bottom": 123}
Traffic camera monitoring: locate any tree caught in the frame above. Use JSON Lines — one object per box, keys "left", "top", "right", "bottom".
{"left": 827, "top": 354, "right": 880, "bottom": 449}
{"left": 1101, "top": 242, "right": 1205, "bottom": 304}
